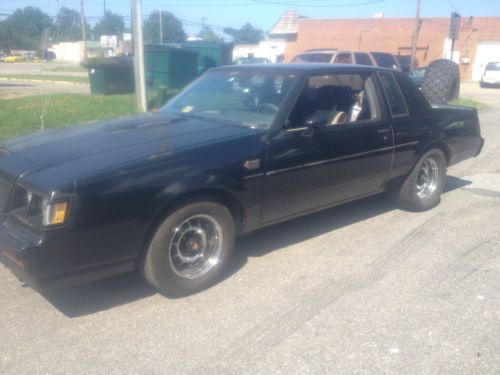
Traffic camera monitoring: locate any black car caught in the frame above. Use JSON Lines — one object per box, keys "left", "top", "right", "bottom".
{"left": 0, "top": 64, "right": 484, "bottom": 296}
{"left": 396, "top": 55, "right": 412, "bottom": 73}
{"left": 410, "top": 67, "right": 426, "bottom": 88}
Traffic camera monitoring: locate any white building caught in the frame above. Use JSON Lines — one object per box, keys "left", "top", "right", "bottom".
{"left": 232, "top": 39, "right": 286, "bottom": 63}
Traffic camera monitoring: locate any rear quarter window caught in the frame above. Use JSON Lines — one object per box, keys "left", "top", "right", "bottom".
{"left": 371, "top": 52, "right": 398, "bottom": 69}
{"left": 354, "top": 53, "right": 373, "bottom": 66}
{"left": 378, "top": 72, "right": 409, "bottom": 117}
{"left": 394, "top": 73, "right": 431, "bottom": 115}
{"left": 333, "top": 53, "right": 353, "bottom": 64}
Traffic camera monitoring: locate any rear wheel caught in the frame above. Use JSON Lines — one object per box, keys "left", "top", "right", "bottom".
{"left": 396, "top": 149, "right": 447, "bottom": 211}
{"left": 143, "top": 200, "right": 235, "bottom": 296}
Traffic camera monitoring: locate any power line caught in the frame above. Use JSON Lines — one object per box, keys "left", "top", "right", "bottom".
{"left": 250, "top": 0, "right": 386, "bottom": 7}
{"left": 447, "top": 0, "right": 459, "bottom": 13}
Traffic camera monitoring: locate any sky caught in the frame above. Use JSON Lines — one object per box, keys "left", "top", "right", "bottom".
{"left": 1, "top": 0, "right": 500, "bottom": 37}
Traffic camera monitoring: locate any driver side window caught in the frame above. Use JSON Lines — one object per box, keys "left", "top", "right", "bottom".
{"left": 286, "top": 73, "right": 380, "bottom": 129}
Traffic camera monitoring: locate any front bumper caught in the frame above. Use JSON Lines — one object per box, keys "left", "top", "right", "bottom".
{"left": 0, "top": 218, "right": 135, "bottom": 289}
{"left": 475, "top": 137, "right": 485, "bottom": 157}
{"left": 481, "top": 78, "right": 500, "bottom": 85}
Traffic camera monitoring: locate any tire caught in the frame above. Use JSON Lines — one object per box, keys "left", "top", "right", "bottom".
{"left": 479, "top": 81, "right": 487, "bottom": 88}
{"left": 396, "top": 149, "right": 447, "bottom": 211}
{"left": 143, "top": 200, "right": 235, "bottom": 297}
{"left": 421, "top": 59, "right": 460, "bottom": 104}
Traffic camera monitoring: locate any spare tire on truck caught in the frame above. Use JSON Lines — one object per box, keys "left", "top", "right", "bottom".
{"left": 421, "top": 59, "right": 460, "bottom": 104}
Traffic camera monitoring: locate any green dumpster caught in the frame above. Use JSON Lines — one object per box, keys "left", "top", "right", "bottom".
{"left": 87, "top": 61, "right": 134, "bottom": 95}
{"left": 181, "top": 41, "right": 233, "bottom": 74}
{"left": 144, "top": 45, "right": 199, "bottom": 109}
{"left": 144, "top": 45, "right": 198, "bottom": 90}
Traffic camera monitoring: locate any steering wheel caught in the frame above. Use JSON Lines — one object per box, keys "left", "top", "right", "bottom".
{"left": 259, "top": 103, "right": 280, "bottom": 114}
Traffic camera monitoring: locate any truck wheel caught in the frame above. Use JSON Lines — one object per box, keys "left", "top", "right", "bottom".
{"left": 421, "top": 59, "right": 460, "bottom": 104}
{"left": 396, "top": 149, "right": 447, "bottom": 211}
{"left": 143, "top": 200, "right": 235, "bottom": 296}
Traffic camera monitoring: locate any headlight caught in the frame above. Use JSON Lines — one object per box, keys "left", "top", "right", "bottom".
{"left": 41, "top": 199, "right": 68, "bottom": 226}
{"left": 11, "top": 186, "right": 69, "bottom": 227}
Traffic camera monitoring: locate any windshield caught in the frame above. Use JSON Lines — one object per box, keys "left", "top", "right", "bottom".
{"left": 486, "top": 62, "right": 500, "bottom": 71}
{"left": 292, "top": 53, "right": 334, "bottom": 63}
{"left": 161, "top": 70, "right": 296, "bottom": 129}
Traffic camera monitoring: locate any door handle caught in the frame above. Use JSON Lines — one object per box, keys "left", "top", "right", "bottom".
{"left": 377, "top": 128, "right": 391, "bottom": 141}
{"left": 377, "top": 128, "right": 391, "bottom": 135}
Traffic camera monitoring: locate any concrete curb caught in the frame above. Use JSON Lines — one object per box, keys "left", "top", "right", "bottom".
{"left": 0, "top": 77, "right": 89, "bottom": 86}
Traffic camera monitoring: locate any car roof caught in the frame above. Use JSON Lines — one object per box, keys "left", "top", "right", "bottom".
{"left": 301, "top": 49, "right": 337, "bottom": 54}
{"left": 211, "top": 63, "right": 396, "bottom": 74}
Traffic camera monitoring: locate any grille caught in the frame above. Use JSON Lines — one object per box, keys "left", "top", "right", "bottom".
{"left": 0, "top": 175, "right": 11, "bottom": 212}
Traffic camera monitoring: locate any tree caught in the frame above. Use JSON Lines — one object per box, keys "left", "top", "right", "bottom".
{"left": 53, "top": 7, "right": 86, "bottom": 42}
{"left": 0, "top": 7, "right": 52, "bottom": 50}
{"left": 143, "top": 10, "right": 186, "bottom": 44}
{"left": 197, "top": 26, "right": 225, "bottom": 43}
{"left": 223, "top": 23, "right": 264, "bottom": 44}
{"left": 93, "top": 11, "right": 125, "bottom": 38}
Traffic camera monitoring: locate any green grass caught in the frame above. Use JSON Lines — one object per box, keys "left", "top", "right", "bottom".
{"left": 0, "top": 94, "right": 137, "bottom": 140}
{"left": 0, "top": 74, "right": 89, "bottom": 84}
{"left": 449, "top": 98, "right": 487, "bottom": 111}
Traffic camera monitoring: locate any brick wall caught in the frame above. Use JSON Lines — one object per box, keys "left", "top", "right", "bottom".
{"left": 284, "top": 17, "right": 500, "bottom": 79}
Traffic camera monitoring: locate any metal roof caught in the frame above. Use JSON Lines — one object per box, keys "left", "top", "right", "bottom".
{"left": 270, "top": 11, "right": 302, "bottom": 35}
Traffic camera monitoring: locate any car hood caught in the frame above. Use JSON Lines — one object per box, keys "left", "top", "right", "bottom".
{"left": 0, "top": 112, "right": 256, "bottom": 180}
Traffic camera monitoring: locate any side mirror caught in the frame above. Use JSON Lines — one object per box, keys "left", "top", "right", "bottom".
{"left": 304, "top": 113, "right": 328, "bottom": 127}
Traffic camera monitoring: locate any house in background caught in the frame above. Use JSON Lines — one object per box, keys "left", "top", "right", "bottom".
{"left": 232, "top": 39, "right": 286, "bottom": 63}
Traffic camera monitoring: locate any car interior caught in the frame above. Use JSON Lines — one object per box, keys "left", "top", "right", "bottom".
{"left": 287, "top": 73, "right": 379, "bottom": 128}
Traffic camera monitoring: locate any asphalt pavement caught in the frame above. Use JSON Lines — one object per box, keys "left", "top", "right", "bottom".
{"left": 0, "top": 62, "right": 89, "bottom": 99}
{"left": 0, "top": 62, "right": 87, "bottom": 77}
{"left": 0, "top": 82, "right": 499, "bottom": 374}
{"left": 0, "top": 80, "right": 89, "bottom": 99}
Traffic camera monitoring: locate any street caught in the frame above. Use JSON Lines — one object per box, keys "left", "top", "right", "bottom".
{"left": 0, "top": 62, "right": 87, "bottom": 77}
{"left": 0, "top": 83, "right": 499, "bottom": 374}
{"left": 0, "top": 62, "right": 89, "bottom": 99}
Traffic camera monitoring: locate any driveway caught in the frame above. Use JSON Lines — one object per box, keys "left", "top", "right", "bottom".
{"left": 0, "top": 83, "right": 498, "bottom": 374}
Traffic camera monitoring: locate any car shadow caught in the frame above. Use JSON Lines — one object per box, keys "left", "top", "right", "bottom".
{"left": 41, "top": 175, "right": 472, "bottom": 317}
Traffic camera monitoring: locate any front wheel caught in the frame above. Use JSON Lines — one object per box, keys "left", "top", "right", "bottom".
{"left": 142, "top": 200, "right": 235, "bottom": 296}
{"left": 396, "top": 149, "right": 447, "bottom": 211}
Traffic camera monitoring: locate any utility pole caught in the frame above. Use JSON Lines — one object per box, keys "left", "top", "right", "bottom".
{"left": 80, "top": 0, "right": 88, "bottom": 63}
{"left": 132, "top": 0, "right": 147, "bottom": 112}
{"left": 104, "top": 0, "right": 107, "bottom": 14}
{"left": 410, "top": 0, "right": 421, "bottom": 71}
{"left": 449, "top": 12, "right": 461, "bottom": 61}
{"left": 159, "top": 10, "right": 163, "bottom": 44}
{"left": 56, "top": 0, "right": 60, "bottom": 13}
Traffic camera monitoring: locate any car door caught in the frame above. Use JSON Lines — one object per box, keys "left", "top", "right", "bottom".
{"left": 261, "top": 71, "right": 394, "bottom": 224}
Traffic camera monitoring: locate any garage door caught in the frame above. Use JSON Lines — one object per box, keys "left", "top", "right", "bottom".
{"left": 473, "top": 40, "right": 500, "bottom": 81}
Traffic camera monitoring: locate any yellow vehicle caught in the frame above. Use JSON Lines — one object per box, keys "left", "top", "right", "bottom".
{"left": 4, "top": 54, "right": 25, "bottom": 63}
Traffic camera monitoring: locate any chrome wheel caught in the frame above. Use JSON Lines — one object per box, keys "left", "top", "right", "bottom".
{"left": 416, "top": 157, "right": 439, "bottom": 198}
{"left": 168, "top": 214, "right": 223, "bottom": 279}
